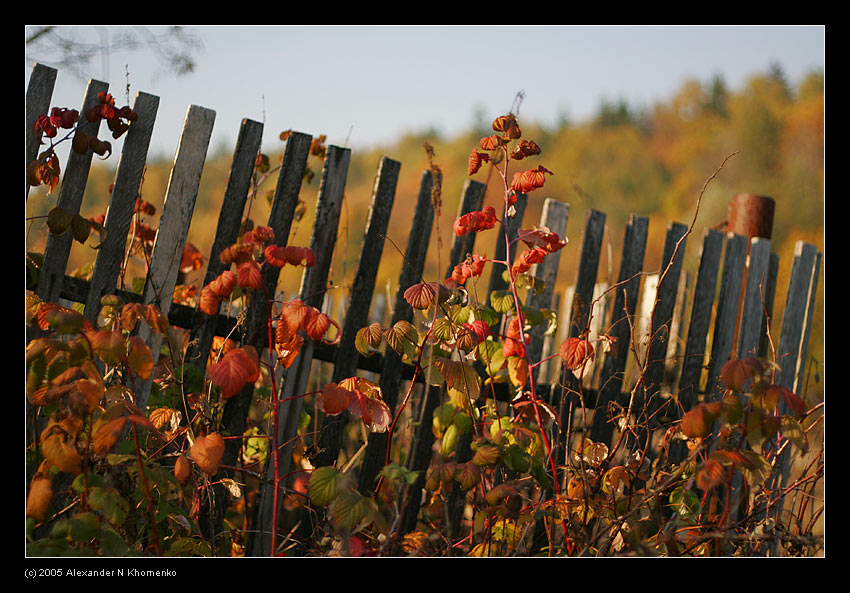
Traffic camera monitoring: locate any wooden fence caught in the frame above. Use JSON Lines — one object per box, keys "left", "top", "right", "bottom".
{"left": 25, "top": 64, "right": 822, "bottom": 556}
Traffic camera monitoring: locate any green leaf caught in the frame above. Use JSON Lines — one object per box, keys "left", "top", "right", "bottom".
{"left": 473, "top": 305, "right": 500, "bottom": 327}
{"left": 165, "top": 537, "right": 212, "bottom": 557}
{"left": 669, "top": 486, "right": 701, "bottom": 520}
{"left": 307, "top": 466, "right": 349, "bottom": 506}
{"left": 87, "top": 486, "right": 129, "bottom": 525}
{"left": 330, "top": 490, "right": 378, "bottom": 532}
{"left": 738, "top": 451, "right": 772, "bottom": 489}
{"left": 440, "top": 424, "right": 459, "bottom": 457}
{"left": 504, "top": 444, "right": 531, "bottom": 473}
{"left": 490, "top": 289, "right": 515, "bottom": 314}
{"left": 67, "top": 512, "right": 101, "bottom": 542}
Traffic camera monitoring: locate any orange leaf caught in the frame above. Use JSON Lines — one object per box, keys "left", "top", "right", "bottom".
{"left": 26, "top": 474, "right": 54, "bottom": 521}
{"left": 126, "top": 336, "right": 153, "bottom": 380}
{"left": 180, "top": 242, "right": 204, "bottom": 274}
{"left": 191, "top": 433, "right": 225, "bottom": 475}
{"left": 318, "top": 382, "right": 352, "bottom": 416}
{"left": 92, "top": 417, "right": 128, "bottom": 457}
{"left": 174, "top": 454, "right": 192, "bottom": 485}
{"left": 86, "top": 329, "right": 126, "bottom": 367}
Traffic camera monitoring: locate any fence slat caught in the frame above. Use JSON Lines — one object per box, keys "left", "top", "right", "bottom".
{"left": 676, "top": 229, "right": 723, "bottom": 409}
{"left": 399, "top": 179, "right": 486, "bottom": 536}
{"left": 704, "top": 233, "right": 749, "bottom": 400}
{"left": 554, "top": 209, "right": 605, "bottom": 468}
{"left": 250, "top": 145, "right": 351, "bottom": 557}
{"left": 485, "top": 193, "right": 528, "bottom": 323}
{"left": 83, "top": 91, "right": 160, "bottom": 325}
{"left": 133, "top": 104, "right": 216, "bottom": 412}
{"left": 26, "top": 63, "right": 58, "bottom": 194}
{"left": 36, "top": 78, "right": 110, "bottom": 305}
{"left": 218, "top": 131, "right": 312, "bottom": 464}
{"left": 636, "top": 221, "right": 688, "bottom": 451}
{"left": 359, "top": 170, "right": 436, "bottom": 494}
{"left": 527, "top": 199, "right": 570, "bottom": 376}
{"left": 311, "top": 156, "right": 401, "bottom": 469}
{"left": 737, "top": 237, "right": 773, "bottom": 358}
{"left": 590, "top": 214, "right": 648, "bottom": 445}
{"left": 186, "top": 118, "right": 265, "bottom": 371}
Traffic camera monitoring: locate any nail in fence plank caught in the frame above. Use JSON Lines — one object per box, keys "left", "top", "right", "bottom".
{"left": 36, "top": 78, "right": 110, "bottom": 305}
{"left": 590, "top": 214, "right": 648, "bottom": 445}
{"left": 26, "top": 63, "right": 58, "bottom": 193}
{"left": 187, "top": 118, "right": 265, "bottom": 371}
{"left": 83, "top": 91, "right": 160, "bottom": 325}
{"left": 311, "top": 156, "right": 401, "bottom": 469}
{"left": 737, "top": 237, "right": 773, "bottom": 358}
{"left": 250, "top": 145, "right": 351, "bottom": 557}
{"left": 359, "top": 170, "right": 435, "bottom": 494}
{"left": 704, "top": 233, "right": 748, "bottom": 400}
{"left": 133, "top": 104, "right": 216, "bottom": 412}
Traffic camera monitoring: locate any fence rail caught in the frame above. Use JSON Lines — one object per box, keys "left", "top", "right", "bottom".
{"left": 25, "top": 63, "right": 822, "bottom": 556}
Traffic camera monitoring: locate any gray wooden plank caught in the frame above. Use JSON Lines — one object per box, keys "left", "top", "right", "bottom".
{"left": 776, "top": 241, "right": 820, "bottom": 392}
{"left": 398, "top": 179, "right": 486, "bottom": 536}
{"left": 133, "top": 104, "right": 216, "bottom": 412}
{"left": 186, "top": 118, "right": 265, "bottom": 372}
{"left": 676, "top": 229, "right": 724, "bottom": 410}
{"left": 25, "top": 63, "right": 57, "bottom": 195}
{"left": 251, "top": 144, "right": 351, "bottom": 557}
{"left": 704, "top": 233, "right": 748, "bottom": 400}
{"left": 737, "top": 237, "right": 772, "bottom": 359}
{"left": 36, "top": 78, "right": 110, "bottom": 304}
{"left": 359, "top": 170, "right": 436, "bottom": 494}
{"left": 83, "top": 91, "right": 160, "bottom": 324}
{"left": 590, "top": 214, "right": 648, "bottom": 444}
{"left": 311, "top": 156, "right": 401, "bottom": 469}
{"left": 527, "top": 199, "right": 570, "bottom": 370}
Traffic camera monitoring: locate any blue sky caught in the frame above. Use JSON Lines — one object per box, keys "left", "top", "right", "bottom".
{"left": 27, "top": 25, "right": 825, "bottom": 161}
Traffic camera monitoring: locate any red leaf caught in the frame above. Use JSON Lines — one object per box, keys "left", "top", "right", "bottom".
{"left": 559, "top": 337, "right": 594, "bottom": 379}
{"left": 180, "top": 242, "right": 204, "bottom": 274}
{"left": 517, "top": 226, "right": 568, "bottom": 253}
{"left": 208, "top": 346, "right": 260, "bottom": 399}
{"left": 199, "top": 285, "right": 222, "bottom": 316}
{"left": 236, "top": 260, "right": 263, "bottom": 290}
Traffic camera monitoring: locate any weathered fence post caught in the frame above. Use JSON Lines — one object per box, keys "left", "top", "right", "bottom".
{"left": 590, "top": 214, "right": 648, "bottom": 446}
{"left": 250, "top": 144, "right": 351, "bottom": 557}
{"left": 133, "top": 104, "right": 216, "bottom": 413}
{"left": 186, "top": 118, "right": 265, "bottom": 374}
{"left": 636, "top": 221, "right": 687, "bottom": 453}
{"left": 83, "top": 91, "right": 161, "bottom": 325}
{"left": 554, "top": 209, "right": 605, "bottom": 474}
{"left": 36, "top": 78, "right": 110, "bottom": 305}
{"left": 359, "top": 170, "right": 436, "bottom": 494}
{"left": 311, "top": 156, "right": 401, "bottom": 469}
{"left": 26, "top": 63, "right": 57, "bottom": 197}
{"left": 398, "top": 179, "right": 486, "bottom": 537}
